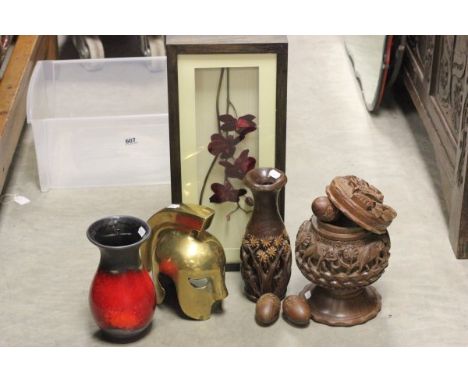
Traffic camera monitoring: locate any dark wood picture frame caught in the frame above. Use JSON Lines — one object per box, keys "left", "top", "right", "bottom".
{"left": 166, "top": 35, "right": 288, "bottom": 218}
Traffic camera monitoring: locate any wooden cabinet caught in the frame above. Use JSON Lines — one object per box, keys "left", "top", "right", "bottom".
{"left": 403, "top": 36, "right": 468, "bottom": 258}
{"left": 0, "top": 36, "right": 57, "bottom": 192}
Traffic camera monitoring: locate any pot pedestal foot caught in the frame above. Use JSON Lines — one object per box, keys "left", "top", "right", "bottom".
{"left": 300, "top": 284, "right": 382, "bottom": 327}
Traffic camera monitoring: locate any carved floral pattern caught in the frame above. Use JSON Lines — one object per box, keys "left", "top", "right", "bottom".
{"left": 457, "top": 94, "right": 468, "bottom": 186}
{"left": 295, "top": 220, "right": 391, "bottom": 290}
{"left": 438, "top": 36, "right": 454, "bottom": 107}
{"left": 451, "top": 49, "right": 466, "bottom": 136}
{"left": 334, "top": 175, "right": 396, "bottom": 224}
{"left": 411, "top": 35, "right": 435, "bottom": 82}
{"left": 423, "top": 37, "right": 435, "bottom": 83}
{"left": 406, "top": 36, "right": 468, "bottom": 258}
{"left": 341, "top": 175, "right": 384, "bottom": 203}
{"left": 435, "top": 36, "right": 468, "bottom": 138}
{"left": 410, "top": 36, "right": 468, "bottom": 188}
{"left": 240, "top": 231, "right": 292, "bottom": 300}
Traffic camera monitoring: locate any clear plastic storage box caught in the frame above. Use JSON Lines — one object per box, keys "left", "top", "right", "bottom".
{"left": 27, "top": 57, "right": 170, "bottom": 192}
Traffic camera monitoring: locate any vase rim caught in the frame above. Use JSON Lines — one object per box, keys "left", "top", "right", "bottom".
{"left": 87, "top": 215, "right": 151, "bottom": 250}
{"left": 312, "top": 216, "right": 374, "bottom": 241}
{"left": 244, "top": 167, "right": 287, "bottom": 192}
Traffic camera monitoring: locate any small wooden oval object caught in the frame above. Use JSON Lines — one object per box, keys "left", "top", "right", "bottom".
{"left": 312, "top": 196, "right": 341, "bottom": 223}
{"left": 282, "top": 295, "right": 311, "bottom": 327}
{"left": 255, "top": 293, "right": 281, "bottom": 326}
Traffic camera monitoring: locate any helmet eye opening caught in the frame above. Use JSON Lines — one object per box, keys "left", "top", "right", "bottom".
{"left": 189, "top": 277, "right": 209, "bottom": 288}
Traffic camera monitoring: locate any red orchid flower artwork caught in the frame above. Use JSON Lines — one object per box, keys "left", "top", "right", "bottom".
{"left": 198, "top": 68, "right": 258, "bottom": 220}
{"left": 205, "top": 114, "right": 257, "bottom": 211}
{"left": 207, "top": 133, "right": 239, "bottom": 159}
{"left": 209, "top": 181, "right": 247, "bottom": 203}
{"left": 219, "top": 114, "right": 257, "bottom": 138}
{"left": 219, "top": 149, "right": 256, "bottom": 180}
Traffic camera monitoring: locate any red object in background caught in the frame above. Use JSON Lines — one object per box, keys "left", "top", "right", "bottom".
{"left": 90, "top": 270, "right": 156, "bottom": 332}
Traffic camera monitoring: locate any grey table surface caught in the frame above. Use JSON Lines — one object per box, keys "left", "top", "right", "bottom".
{"left": 2, "top": 36, "right": 468, "bottom": 346}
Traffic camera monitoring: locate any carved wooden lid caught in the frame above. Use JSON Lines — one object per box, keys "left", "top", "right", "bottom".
{"left": 325, "top": 175, "right": 396, "bottom": 234}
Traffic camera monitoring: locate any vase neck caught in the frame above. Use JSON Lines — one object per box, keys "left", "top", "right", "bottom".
{"left": 248, "top": 190, "right": 284, "bottom": 237}
{"left": 87, "top": 215, "right": 151, "bottom": 273}
{"left": 98, "top": 246, "right": 142, "bottom": 273}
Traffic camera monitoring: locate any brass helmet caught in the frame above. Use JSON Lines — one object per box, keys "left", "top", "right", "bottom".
{"left": 142, "top": 204, "right": 228, "bottom": 320}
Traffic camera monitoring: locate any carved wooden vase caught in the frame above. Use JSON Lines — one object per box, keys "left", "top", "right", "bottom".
{"left": 240, "top": 168, "right": 292, "bottom": 302}
{"left": 296, "top": 217, "right": 390, "bottom": 326}
{"left": 296, "top": 175, "right": 396, "bottom": 326}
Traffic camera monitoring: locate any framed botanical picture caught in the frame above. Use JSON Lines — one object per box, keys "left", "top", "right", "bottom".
{"left": 166, "top": 36, "right": 288, "bottom": 266}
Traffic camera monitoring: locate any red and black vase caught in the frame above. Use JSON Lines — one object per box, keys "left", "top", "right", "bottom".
{"left": 87, "top": 215, "right": 156, "bottom": 341}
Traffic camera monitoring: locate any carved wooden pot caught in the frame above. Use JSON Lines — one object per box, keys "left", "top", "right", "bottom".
{"left": 296, "top": 216, "right": 391, "bottom": 326}
{"left": 240, "top": 168, "right": 292, "bottom": 302}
